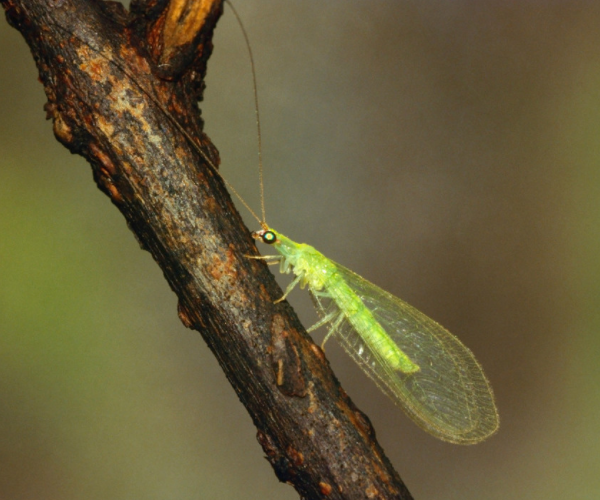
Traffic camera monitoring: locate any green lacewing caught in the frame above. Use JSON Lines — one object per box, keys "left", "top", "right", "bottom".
{"left": 249, "top": 227, "right": 498, "bottom": 444}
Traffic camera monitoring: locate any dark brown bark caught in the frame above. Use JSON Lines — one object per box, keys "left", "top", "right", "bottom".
{"left": 1, "top": 0, "right": 413, "bottom": 498}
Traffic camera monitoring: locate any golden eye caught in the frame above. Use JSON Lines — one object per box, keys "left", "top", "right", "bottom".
{"left": 262, "top": 231, "right": 277, "bottom": 245}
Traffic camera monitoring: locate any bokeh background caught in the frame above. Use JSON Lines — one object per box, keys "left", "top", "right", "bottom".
{"left": 2, "top": 1, "right": 599, "bottom": 499}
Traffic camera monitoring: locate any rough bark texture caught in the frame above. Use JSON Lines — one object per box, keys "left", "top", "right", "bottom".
{"left": 1, "top": 0, "right": 413, "bottom": 498}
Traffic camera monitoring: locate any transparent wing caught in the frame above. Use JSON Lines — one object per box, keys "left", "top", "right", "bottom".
{"left": 311, "top": 263, "right": 499, "bottom": 444}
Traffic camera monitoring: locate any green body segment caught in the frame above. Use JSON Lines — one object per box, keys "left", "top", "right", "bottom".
{"left": 269, "top": 231, "right": 419, "bottom": 373}
{"left": 322, "top": 265, "right": 420, "bottom": 373}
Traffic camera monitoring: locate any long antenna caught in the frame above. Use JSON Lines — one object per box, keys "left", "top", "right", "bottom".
{"left": 225, "top": 0, "right": 267, "bottom": 227}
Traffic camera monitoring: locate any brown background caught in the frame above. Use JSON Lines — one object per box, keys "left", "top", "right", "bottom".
{"left": 1, "top": 1, "right": 598, "bottom": 498}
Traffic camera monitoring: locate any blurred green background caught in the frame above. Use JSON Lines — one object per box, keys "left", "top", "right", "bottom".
{"left": 2, "top": 1, "right": 599, "bottom": 498}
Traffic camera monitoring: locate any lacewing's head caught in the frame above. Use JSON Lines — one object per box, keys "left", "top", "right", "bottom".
{"left": 252, "top": 228, "right": 278, "bottom": 245}
{"left": 252, "top": 229, "right": 299, "bottom": 260}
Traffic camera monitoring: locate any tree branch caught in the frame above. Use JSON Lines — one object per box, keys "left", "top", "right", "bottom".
{"left": 1, "top": 0, "right": 413, "bottom": 497}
